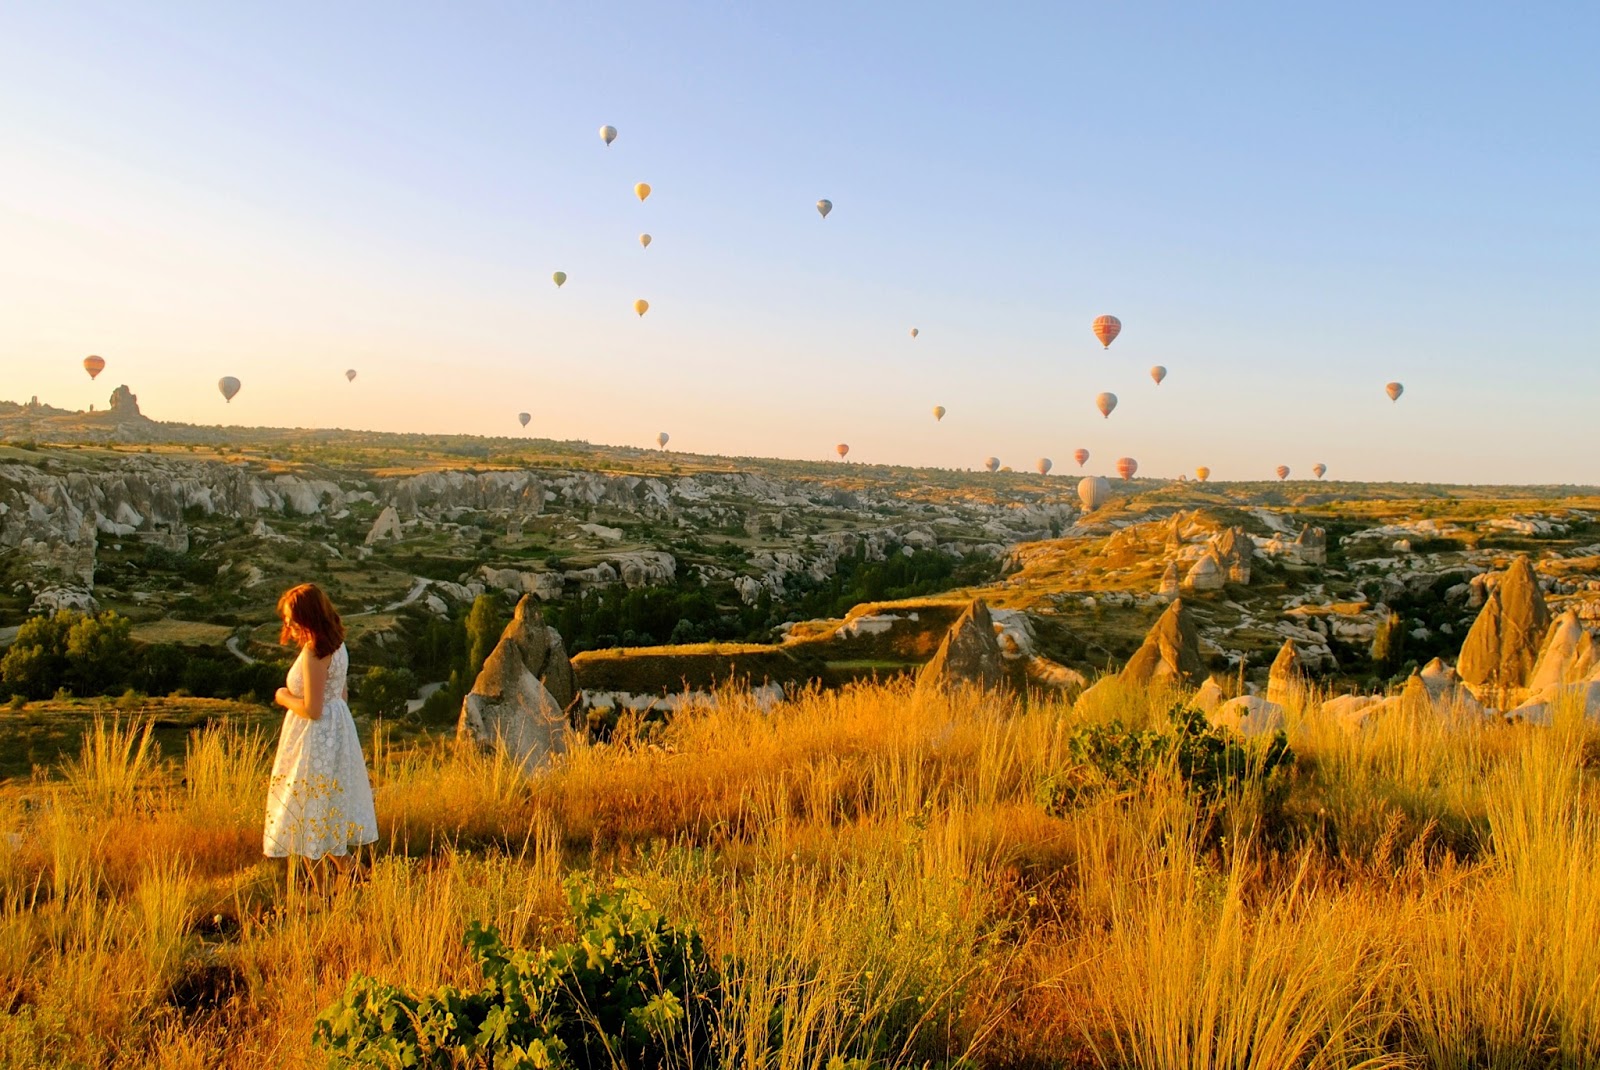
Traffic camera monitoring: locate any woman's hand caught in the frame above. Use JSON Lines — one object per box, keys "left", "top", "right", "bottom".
{"left": 275, "top": 687, "right": 297, "bottom": 711}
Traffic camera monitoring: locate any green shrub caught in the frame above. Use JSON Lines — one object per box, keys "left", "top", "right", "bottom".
{"left": 354, "top": 666, "right": 417, "bottom": 721}
{"left": 313, "top": 877, "right": 718, "bottom": 1068}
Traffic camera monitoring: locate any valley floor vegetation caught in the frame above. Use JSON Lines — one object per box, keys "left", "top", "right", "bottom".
{"left": 2, "top": 678, "right": 1598, "bottom": 1068}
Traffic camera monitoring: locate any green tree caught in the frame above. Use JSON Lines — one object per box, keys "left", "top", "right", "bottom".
{"left": 355, "top": 666, "right": 418, "bottom": 720}
{"left": 64, "top": 611, "right": 134, "bottom": 695}
{"left": 1372, "top": 611, "right": 1407, "bottom": 677}
{"left": 463, "top": 595, "right": 505, "bottom": 680}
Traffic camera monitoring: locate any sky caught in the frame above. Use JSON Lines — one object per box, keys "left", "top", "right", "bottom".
{"left": 1, "top": 2, "right": 1596, "bottom": 484}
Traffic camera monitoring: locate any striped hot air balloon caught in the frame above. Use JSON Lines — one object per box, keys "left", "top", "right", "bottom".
{"left": 1096, "top": 392, "right": 1118, "bottom": 419}
{"left": 1116, "top": 457, "right": 1138, "bottom": 480}
{"left": 1313, "top": 463, "right": 1327, "bottom": 479}
{"left": 1276, "top": 465, "right": 1291, "bottom": 481}
{"left": 1092, "top": 315, "right": 1121, "bottom": 349}
{"left": 1074, "top": 448, "right": 1090, "bottom": 468}
{"left": 83, "top": 355, "right": 105, "bottom": 380}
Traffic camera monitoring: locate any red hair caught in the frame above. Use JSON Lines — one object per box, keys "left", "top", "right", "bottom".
{"left": 277, "top": 583, "right": 345, "bottom": 658}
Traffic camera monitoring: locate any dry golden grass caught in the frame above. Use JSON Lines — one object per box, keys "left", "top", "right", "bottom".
{"left": 1, "top": 682, "right": 1598, "bottom": 1068}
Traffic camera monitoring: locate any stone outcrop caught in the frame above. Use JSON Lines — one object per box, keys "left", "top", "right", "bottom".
{"left": 1193, "top": 676, "right": 1227, "bottom": 713}
{"left": 1294, "top": 525, "right": 1327, "bottom": 566}
{"left": 1266, "top": 639, "right": 1305, "bottom": 706}
{"left": 107, "top": 385, "right": 142, "bottom": 417}
{"left": 457, "top": 596, "right": 578, "bottom": 771}
{"left": 1183, "top": 553, "right": 1225, "bottom": 592}
{"left": 1121, "top": 599, "right": 1203, "bottom": 686}
{"left": 916, "top": 599, "right": 1006, "bottom": 693}
{"left": 1457, "top": 556, "right": 1551, "bottom": 701}
{"left": 1527, "top": 609, "right": 1596, "bottom": 693}
{"left": 1209, "top": 696, "right": 1285, "bottom": 738}
{"left": 1212, "top": 527, "right": 1253, "bottom": 584}
{"left": 365, "top": 505, "right": 403, "bottom": 545}
{"left": 1158, "top": 560, "right": 1180, "bottom": 601}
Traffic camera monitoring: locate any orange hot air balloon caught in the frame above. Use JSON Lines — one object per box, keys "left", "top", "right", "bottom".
{"left": 634, "top": 299, "right": 650, "bottom": 317}
{"left": 1276, "top": 465, "right": 1291, "bottom": 481}
{"left": 1313, "top": 463, "right": 1327, "bottom": 479}
{"left": 1150, "top": 365, "right": 1167, "bottom": 385}
{"left": 635, "top": 182, "right": 652, "bottom": 202}
{"left": 1196, "top": 466, "right": 1211, "bottom": 482}
{"left": 1385, "top": 381, "right": 1404, "bottom": 402}
{"left": 1095, "top": 392, "right": 1118, "bottom": 419}
{"left": 1073, "top": 448, "right": 1090, "bottom": 468}
{"left": 1092, "top": 315, "right": 1121, "bottom": 349}
{"left": 83, "top": 355, "right": 105, "bottom": 380}
{"left": 835, "top": 443, "right": 850, "bottom": 460}
{"left": 1036, "top": 457, "right": 1052, "bottom": 476}
{"left": 1116, "top": 457, "right": 1138, "bottom": 480}
{"left": 931, "top": 405, "right": 946, "bottom": 421}
{"left": 909, "top": 327, "right": 919, "bottom": 338}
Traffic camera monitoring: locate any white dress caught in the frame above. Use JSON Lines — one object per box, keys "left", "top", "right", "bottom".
{"left": 263, "top": 643, "right": 378, "bottom": 859}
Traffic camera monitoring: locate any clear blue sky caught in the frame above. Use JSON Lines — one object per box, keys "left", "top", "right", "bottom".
{"left": 2, "top": 2, "right": 1596, "bottom": 483}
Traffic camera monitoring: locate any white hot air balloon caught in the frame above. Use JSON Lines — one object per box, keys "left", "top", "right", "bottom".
{"left": 984, "top": 457, "right": 1000, "bottom": 473}
{"left": 600, "top": 125, "right": 617, "bottom": 146}
{"left": 657, "top": 432, "right": 670, "bottom": 449}
{"left": 816, "top": 199, "right": 832, "bottom": 219}
{"left": 218, "top": 377, "right": 241, "bottom": 403}
{"left": 1096, "top": 392, "right": 1118, "bottom": 419}
{"left": 1078, "top": 476, "right": 1111, "bottom": 511}
{"left": 518, "top": 412, "right": 531, "bottom": 428}
{"left": 1036, "top": 457, "right": 1053, "bottom": 476}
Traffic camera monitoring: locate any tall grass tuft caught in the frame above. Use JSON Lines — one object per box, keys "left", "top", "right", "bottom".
{"left": 63, "top": 716, "right": 158, "bottom": 812}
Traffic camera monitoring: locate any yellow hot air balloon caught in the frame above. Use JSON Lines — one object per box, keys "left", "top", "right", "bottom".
{"left": 639, "top": 233, "right": 652, "bottom": 249}
{"left": 1150, "top": 365, "right": 1167, "bottom": 385}
{"left": 600, "top": 125, "right": 617, "bottom": 146}
{"left": 83, "top": 355, "right": 105, "bottom": 380}
{"left": 1116, "top": 457, "right": 1138, "bottom": 480}
{"left": 1196, "top": 466, "right": 1211, "bottom": 482}
{"left": 345, "top": 369, "right": 357, "bottom": 382}
{"left": 1073, "top": 448, "right": 1090, "bottom": 468}
{"left": 1078, "top": 476, "right": 1111, "bottom": 511}
{"left": 1092, "top": 315, "right": 1122, "bottom": 349}
{"left": 218, "top": 377, "right": 241, "bottom": 403}
{"left": 909, "top": 327, "right": 919, "bottom": 338}
{"left": 1313, "top": 463, "right": 1327, "bottom": 479}
{"left": 1276, "top": 465, "right": 1291, "bottom": 481}
{"left": 836, "top": 443, "right": 849, "bottom": 460}
{"left": 1095, "top": 392, "right": 1118, "bottom": 419}
{"left": 552, "top": 271, "right": 567, "bottom": 287}
{"left": 657, "top": 432, "right": 669, "bottom": 449}
{"left": 816, "top": 199, "right": 832, "bottom": 219}
{"left": 985, "top": 457, "right": 1000, "bottom": 473}
{"left": 932, "top": 405, "right": 946, "bottom": 421}
{"left": 1036, "top": 457, "right": 1053, "bottom": 476}
{"left": 634, "top": 299, "right": 650, "bottom": 317}
{"left": 1386, "top": 381, "right": 1404, "bottom": 402}
{"left": 635, "top": 182, "right": 651, "bottom": 202}
{"left": 518, "top": 412, "right": 531, "bottom": 428}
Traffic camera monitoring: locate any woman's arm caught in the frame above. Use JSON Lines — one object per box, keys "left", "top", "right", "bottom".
{"left": 274, "top": 647, "right": 332, "bottom": 720}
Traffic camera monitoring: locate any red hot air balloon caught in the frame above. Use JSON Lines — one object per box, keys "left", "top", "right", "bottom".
{"left": 1073, "top": 448, "right": 1090, "bottom": 468}
{"left": 1276, "top": 465, "right": 1291, "bottom": 480}
{"left": 1386, "top": 382, "right": 1404, "bottom": 402}
{"left": 1116, "top": 457, "right": 1138, "bottom": 480}
{"left": 835, "top": 443, "right": 849, "bottom": 460}
{"left": 1092, "top": 315, "right": 1121, "bottom": 349}
{"left": 83, "top": 355, "right": 106, "bottom": 380}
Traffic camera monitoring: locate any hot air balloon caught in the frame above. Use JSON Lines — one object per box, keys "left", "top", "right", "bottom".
{"left": 1386, "top": 381, "right": 1404, "bottom": 402}
{"left": 600, "top": 125, "right": 617, "bottom": 146}
{"left": 635, "top": 182, "right": 651, "bottom": 202}
{"left": 1036, "top": 458, "right": 1053, "bottom": 476}
{"left": 634, "top": 299, "right": 650, "bottom": 317}
{"left": 639, "top": 233, "right": 652, "bottom": 249}
{"left": 217, "top": 377, "right": 241, "bottom": 402}
{"left": 552, "top": 271, "right": 567, "bottom": 287}
{"left": 932, "top": 405, "right": 946, "bottom": 421}
{"left": 657, "top": 432, "right": 670, "bottom": 449}
{"left": 518, "top": 412, "right": 531, "bottom": 428}
{"left": 1276, "top": 465, "right": 1291, "bottom": 481}
{"left": 985, "top": 457, "right": 1000, "bottom": 473}
{"left": 835, "top": 443, "right": 849, "bottom": 460}
{"left": 83, "top": 355, "right": 105, "bottom": 380}
{"left": 909, "top": 328, "right": 919, "bottom": 338}
{"left": 816, "top": 199, "right": 832, "bottom": 219}
{"left": 1116, "top": 457, "right": 1138, "bottom": 480}
{"left": 1150, "top": 365, "right": 1167, "bottom": 386}
{"left": 1313, "top": 463, "right": 1327, "bottom": 479}
{"left": 1092, "top": 315, "right": 1121, "bottom": 349}
{"left": 1073, "top": 448, "right": 1090, "bottom": 468}
{"left": 1196, "top": 466, "right": 1211, "bottom": 482}
{"left": 1078, "top": 476, "right": 1111, "bottom": 511}
{"left": 1096, "top": 392, "right": 1118, "bottom": 419}
{"left": 345, "top": 369, "right": 357, "bottom": 382}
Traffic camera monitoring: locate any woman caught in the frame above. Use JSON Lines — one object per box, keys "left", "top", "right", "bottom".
{"left": 263, "top": 583, "right": 378, "bottom": 874}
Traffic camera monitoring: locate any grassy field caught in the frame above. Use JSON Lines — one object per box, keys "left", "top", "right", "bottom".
{"left": 2, "top": 681, "right": 1598, "bottom": 1068}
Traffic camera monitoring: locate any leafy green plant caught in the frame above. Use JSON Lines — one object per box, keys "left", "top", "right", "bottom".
{"left": 313, "top": 876, "right": 718, "bottom": 1068}
{"left": 1039, "top": 704, "right": 1292, "bottom": 814}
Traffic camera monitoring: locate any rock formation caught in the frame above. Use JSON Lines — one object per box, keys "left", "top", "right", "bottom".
{"left": 1527, "top": 609, "right": 1597, "bottom": 693}
{"left": 1294, "top": 525, "right": 1327, "bottom": 566}
{"left": 1457, "top": 556, "right": 1551, "bottom": 702}
{"left": 365, "top": 505, "right": 403, "bottom": 545}
{"left": 1266, "top": 639, "right": 1305, "bottom": 706}
{"left": 1183, "top": 553, "right": 1225, "bottom": 592}
{"left": 458, "top": 596, "right": 579, "bottom": 771}
{"left": 1121, "top": 599, "right": 1203, "bottom": 686}
{"left": 916, "top": 598, "right": 1006, "bottom": 693}
{"left": 1212, "top": 527, "right": 1253, "bottom": 584}
{"left": 107, "top": 385, "right": 142, "bottom": 417}
{"left": 1193, "top": 676, "right": 1227, "bottom": 713}
{"left": 1209, "top": 696, "right": 1285, "bottom": 738}
{"left": 1158, "top": 560, "right": 1180, "bottom": 601}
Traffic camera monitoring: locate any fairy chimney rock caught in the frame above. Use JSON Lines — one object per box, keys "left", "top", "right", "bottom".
{"left": 1121, "top": 598, "right": 1204, "bottom": 686}
{"left": 365, "top": 505, "right": 404, "bottom": 545}
{"left": 1158, "top": 560, "right": 1181, "bottom": 601}
{"left": 1457, "top": 556, "right": 1551, "bottom": 701}
{"left": 458, "top": 595, "right": 578, "bottom": 771}
{"left": 1294, "top": 525, "right": 1327, "bottom": 566}
{"left": 1183, "top": 552, "right": 1225, "bottom": 592}
{"left": 1212, "top": 527, "right": 1253, "bottom": 584}
{"left": 1266, "top": 638, "right": 1306, "bottom": 706}
{"left": 917, "top": 598, "right": 1007, "bottom": 693}
{"left": 1527, "top": 609, "right": 1597, "bottom": 694}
